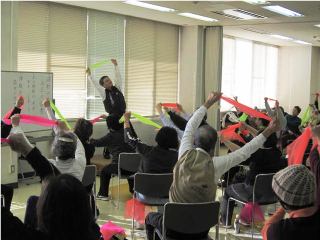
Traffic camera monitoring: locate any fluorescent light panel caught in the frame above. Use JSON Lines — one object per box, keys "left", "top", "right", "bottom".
{"left": 178, "top": 12, "right": 219, "bottom": 22}
{"left": 244, "top": 0, "right": 269, "bottom": 5}
{"left": 124, "top": 0, "right": 177, "bottom": 12}
{"left": 315, "top": 24, "right": 320, "bottom": 28}
{"left": 293, "top": 40, "right": 312, "bottom": 45}
{"left": 263, "top": 5, "right": 304, "bottom": 17}
{"left": 269, "top": 34, "right": 293, "bottom": 40}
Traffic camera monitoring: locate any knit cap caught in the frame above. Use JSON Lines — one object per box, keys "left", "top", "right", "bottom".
{"left": 272, "top": 165, "right": 316, "bottom": 206}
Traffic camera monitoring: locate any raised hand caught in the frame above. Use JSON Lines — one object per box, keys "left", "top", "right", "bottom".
{"left": 123, "top": 111, "right": 131, "bottom": 122}
{"left": 203, "top": 91, "right": 222, "bottom": 109}
{"left": 85, "top": 67, "right": 91, "bottom": 75}
{"left": 42, "top": 98, "right": 50, "bottom": 108}
{"left": 111, "top": 59, "right": 118, "bottom": 66}
{"left": 11, "top": 114, "right": 20, "bottom": 128}
{"left": 16, "top": 95, "right": 24, "bottom": 109}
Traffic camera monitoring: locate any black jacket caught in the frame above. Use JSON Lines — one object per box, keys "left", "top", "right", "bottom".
{"left": 103, "top": 86, "right": 126, "bottom": 115}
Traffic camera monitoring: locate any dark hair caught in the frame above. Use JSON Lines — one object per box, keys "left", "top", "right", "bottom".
{"left": 155, "top": 126, "right": 179, "bottom": 149}
{"left": 106, "top": 114, "right": 123, "bottom": 131}
{"left": 258, "top": 130, "right": 278, "bottom": 148}
{"left": 37, "top": 174, "right": 93, "bottom": 240}
{"left": 294, "top": 106, "right": 301, "bottom": 114}
{"left": 258, "top": 117, "right": 270, "bottom": 127}
{"left": 194, "top": 125, "right": 218, "bottom": 153}
{"left": 73, "top": 118, "right": 93, "bottom": 142}
{"left": 52, "top": 131, "right": 77, "bottom": 160}
{"left": 99, "top": 76, "right": 109, "bottom": 87}
{"left": 276, "top": 195, "right": 314, "bottom": 211}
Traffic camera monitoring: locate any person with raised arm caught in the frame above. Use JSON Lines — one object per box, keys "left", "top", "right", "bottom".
{"left": 1, "top": 95, "right": 24, "bottom": 138}
{"left": 85, "top": 59, "right": 126, "bottom": 116}
{"left": 2, "top": 116, "right": 100, "bottom": 240}
{"left": 42, "top": 98, "right": 86, "bottom": 182}
{"left": 145, "top": 91, "right": 281, "bottom": 239}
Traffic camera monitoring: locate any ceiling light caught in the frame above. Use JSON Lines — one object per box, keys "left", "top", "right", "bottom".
{"left": 269, "top": 34, "right": 293, "bottom": 40}
{"left": 244, "top": 0, "right": 269, "bottom": 5}
{"left": 315, "top": 24, "right": 320, "bottom": 28}
{"left": 263, "top": 5, "right": 304, "bottom": 17}
{"left": 293, "top": 40, "right": 312, "bottom": 45}
{"left": 178, "top": 13, "right": 219, "bottom": 22}
{"left": 124, "top": 0, "right": 177, "bottom": 12}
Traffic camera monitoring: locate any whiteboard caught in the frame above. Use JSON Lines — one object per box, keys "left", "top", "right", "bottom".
{"left": 1, "top": 71, "right": 53, "bottom": 133}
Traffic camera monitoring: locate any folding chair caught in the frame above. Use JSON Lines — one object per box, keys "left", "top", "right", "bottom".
{"left": 18, "top": 155, "right": 40, "bottom": 185}
{"left": 131, "top": 173, "right": 173, "bottom": 237}
{"left": 110, "top": 153, "right": 141, "bottom": 208}
{"left": 226, "top": 173, "right": 277, "bottom": 240}
{"left": 82, "top": 165, "right": 97, "bottom": 219}
{"left": 1, "top": 194, "right": 4, "bottom": 208}
{"left": 155, "top": 201, "right": 221, "bottom": 240}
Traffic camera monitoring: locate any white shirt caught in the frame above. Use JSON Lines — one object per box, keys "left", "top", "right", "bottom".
{"left": 179, "top": 105, "right": 267, "bottom": 186}
{"left": 87, "top": 65, "right": 123, "bottom": 101}
{"left": 45, "top": 107, "right": 86, "bottom": 181}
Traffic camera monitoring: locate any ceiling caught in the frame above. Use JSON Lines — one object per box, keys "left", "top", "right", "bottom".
{"left": 57, "top": 1, "right": 320, "bottom": 47}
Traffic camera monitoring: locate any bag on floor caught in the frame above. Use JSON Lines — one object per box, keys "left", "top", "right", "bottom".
{"left": 124, "top": 198, "right": 151, "bottom": 225}
{"left": 100, "top": 221, "right": 126, "bottom": 240}
{"left": 239, "top": 202, "right": 265, "bottom": 223}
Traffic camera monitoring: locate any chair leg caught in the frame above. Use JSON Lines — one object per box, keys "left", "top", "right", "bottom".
{"left": 226, "top": 198, "right": 230, "bottom": 233}
{"left": 110, "top": 175, "right": 116, "bottom": 207}
{"left": 131, "top": 195, "right": 136, "bottom": 239}
{"left": 251, "top": 202, "right": 256, "bottom": 240}
{"left": 117, "top": 176, "right": 120, "bottom": 209}
{"left": 215, "top": 224, "right": 219, "bottom": 240}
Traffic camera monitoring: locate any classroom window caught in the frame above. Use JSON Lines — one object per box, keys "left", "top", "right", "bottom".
{"left": 86, "top": 10, "right": 125, "bottom": 119}
{"left": 125, "top": 17, "right": 179, "bottom": 116}
{"left": 221, "top": 37, "right": 278, "bottom": 111}
{"left": 18, "top": 2, "right": 87, "bottom": 119}
{"left": 17, "top": 2, "right": 179, "bottom": 119}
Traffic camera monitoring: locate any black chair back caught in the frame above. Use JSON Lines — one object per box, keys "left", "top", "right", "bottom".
{"left": 134, "top": 173, "right": 173, "bottom": 198}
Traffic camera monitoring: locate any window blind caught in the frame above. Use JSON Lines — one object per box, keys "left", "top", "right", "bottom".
{"left": 221, "top": 37, "right": 278, "bottom": 111}
{"left": 18, "top": 2, "right": 87, "bottom": 119}
{"left": 87, "top": 9, "right": 125, "bottom": 119}
{"left": 125, "top": 17, "right": 179, "bottom": 116}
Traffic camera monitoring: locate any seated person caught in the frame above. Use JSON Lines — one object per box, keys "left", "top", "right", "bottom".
{"left": 2, "top": 129, "right": 100, "bottom": 240}
{"left": 90, "top": 114, "right": 136, "bottom": 201}
{"left": 123, "top": 111, "right": 178, "bottom": 205}
{"left": 261, "top": 165, "right": 320, "bottom": 240}
{"left": 73, "top": 118, "right": 95, "bottom": 165}
{"left": 1, "top": 95, "right": 24, "bottom": 138}
{"left": 156, "top": 102, "right": 184, "bottom": 140}
{"left": 265, "top": 98, "right": 287, "bottom": 138}
{"left": 219, "top": 130, "right": 285, "bottom": 227}
{"left": 145, "top": 91, "right": 281, "bottom": 240}
{"left": 281, "top": 106, "right": 302, "bottom": 149}
{"left": 310, "top": 123, "right": 320, "bottom": 207}
{"left": 42, "top": 98, "right": 86, "bottom": 181}
{"left": 1, "top": 95, "right": 24, "bottom": 211}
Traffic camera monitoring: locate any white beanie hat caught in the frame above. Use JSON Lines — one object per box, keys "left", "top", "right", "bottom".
{"left": 272, "top": 165, "right": 316, "bottom": 206}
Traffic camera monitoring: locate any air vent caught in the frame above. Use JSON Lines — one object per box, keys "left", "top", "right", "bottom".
{"left": 221, "top": 8, "right": 268, "bottom": 20}
{"left": 233, "top": 9, "right": 267, "bottom": 18}
{"left": 211, "top": 11, "right": 243, "bottom": 20}
{"left": 239, "top": 27, "right": 271, "bottom": 34}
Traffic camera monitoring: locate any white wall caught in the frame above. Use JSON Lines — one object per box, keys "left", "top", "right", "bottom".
{"left": 1, "top": 1, "right": 18, "bottom": 71}
{"left": 179, "top": 26, "right": 205, "bottom": 114}
{"left": 311, "top": 47, "right": 320, "bottom": 97}
{"left": 277, "top": 46, "right": 313, "bottom": 113}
